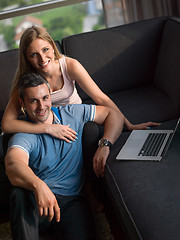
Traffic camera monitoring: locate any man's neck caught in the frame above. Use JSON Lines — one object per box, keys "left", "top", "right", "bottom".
{"left": 43, "top": 110, "right": 53, "bottom": 124}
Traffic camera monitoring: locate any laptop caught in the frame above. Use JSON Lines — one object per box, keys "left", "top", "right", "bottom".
{"left": 116, "top": 118, "right": 180, "bottom": 161}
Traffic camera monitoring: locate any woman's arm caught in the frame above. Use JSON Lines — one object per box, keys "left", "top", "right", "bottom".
{"left": 2, "top": 90, "right": 77, "bottom": 142}
{"left": 67, "top": 57, "right": 160, "bottom": 130}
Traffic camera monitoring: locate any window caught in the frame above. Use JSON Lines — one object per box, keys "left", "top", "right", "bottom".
{"left": 0, "top": 0, "right": 105, "bottom": 52}
{"left": 102, "top": 0, "right": 180, "bottom": 27}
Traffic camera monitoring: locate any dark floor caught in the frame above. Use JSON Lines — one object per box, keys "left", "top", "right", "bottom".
{"left": 0, "top": 213, "right": 9, "bottom": 225}
{"left": 103, "top": 197, "right": 129, "bottom": 240}
{"left": 92, "top": 179, "right": 129, "bottom": 240}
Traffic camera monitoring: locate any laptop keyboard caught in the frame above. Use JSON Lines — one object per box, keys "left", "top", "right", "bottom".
{"left": 138, "top": 133, "right": 168, "bottom": 157}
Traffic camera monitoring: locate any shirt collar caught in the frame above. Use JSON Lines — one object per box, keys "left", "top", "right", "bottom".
{"left": 51, "top": 107, "right": 61, "bottom": 124}
{"left": 20, "top": 107, "right": 61, "bottom": 124}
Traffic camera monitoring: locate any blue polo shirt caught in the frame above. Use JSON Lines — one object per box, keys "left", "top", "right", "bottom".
{"left": 8, "top": 104, "right": 96, "bottom": 196}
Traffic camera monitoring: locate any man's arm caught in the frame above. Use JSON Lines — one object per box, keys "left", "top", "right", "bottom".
{"left": 5, "top": 148, "right": 60, "bottom": 222}
{"left": 93, "top": 106, "right": 125, "bottom": 177}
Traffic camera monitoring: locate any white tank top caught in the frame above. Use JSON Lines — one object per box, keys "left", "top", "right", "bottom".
{"left": 51, "top": 56, "right": 82, "bottom": 107}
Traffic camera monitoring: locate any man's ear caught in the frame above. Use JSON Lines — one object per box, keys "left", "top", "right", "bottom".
{"left": 19, "top": 97, "right": 26, "bottom": 115}
{"left": 19, "top": 97, "right": 24, "bottom": 108}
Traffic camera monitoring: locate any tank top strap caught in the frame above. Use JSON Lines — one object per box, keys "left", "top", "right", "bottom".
{"left": 59, "top": 56, "right": 71, "bottom": 83}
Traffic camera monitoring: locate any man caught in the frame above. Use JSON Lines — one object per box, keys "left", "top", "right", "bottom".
{"left": 5, "top": 73, "right": 124, "bottom": 240}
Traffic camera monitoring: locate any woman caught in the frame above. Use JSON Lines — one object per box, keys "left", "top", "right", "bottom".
{"left": 2, "top": 26, "right": 159, "bottom": 141}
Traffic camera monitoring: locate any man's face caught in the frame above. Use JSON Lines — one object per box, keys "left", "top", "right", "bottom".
{"left": 20, "top": 83, "right": 52, "bottom": 123}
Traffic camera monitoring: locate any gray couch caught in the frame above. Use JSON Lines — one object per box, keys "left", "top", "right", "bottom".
{"left": 0, "top": 16, "right": 180, "bottom": 239}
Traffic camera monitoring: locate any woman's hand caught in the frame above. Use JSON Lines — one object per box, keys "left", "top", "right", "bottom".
{"left": 127, "top": 121, "right": 160, "bottom": 131}
{"left": 46, "top": 124, "right": 78, "bottom": 142}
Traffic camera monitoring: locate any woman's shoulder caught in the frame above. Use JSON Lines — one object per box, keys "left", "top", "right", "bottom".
{"left": 65, "top": 56, "right": 82, "bottom": 75}
{"left": 65, "top": 56, "right": 79, "bottom": 66}
{"left": 59, "top": 55, "right": 79, "bottom": 70}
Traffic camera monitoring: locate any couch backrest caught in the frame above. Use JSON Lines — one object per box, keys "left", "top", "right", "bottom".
{"left": 61, "top": 17, "right": 167, "bottom": 101}
{"left": 154, "top": 17, "right": 180, "bottom": 115}
{"left": 0, "top": 49, "right": 19, "bottom": 120}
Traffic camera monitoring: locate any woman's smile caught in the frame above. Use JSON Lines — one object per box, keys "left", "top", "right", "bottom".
{"left": 39, "top": 60, "right": 50, "bottom": 68}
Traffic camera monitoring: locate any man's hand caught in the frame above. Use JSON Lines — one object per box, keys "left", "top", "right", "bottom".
{"left": 93, "top": 146, "right": 110, "bottom": 178}
{"left": 34, "top": 180, "right": 60, "bottom": 222}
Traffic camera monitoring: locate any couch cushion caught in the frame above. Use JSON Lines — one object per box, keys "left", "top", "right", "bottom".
{"left": 105, "top": 119, "right": 180, "bottom": 240}
{"left": 83, "top": 84, "right": 179, "bottom": 124}
{"left": 155, "top": 17, "right": 180, "bottom": 115}
{"left": 62, "top": 17, "right": 167, "bottom": 100}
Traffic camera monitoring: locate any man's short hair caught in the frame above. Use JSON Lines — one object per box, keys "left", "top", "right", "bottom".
{"left": 18, "top": 72, "right": 50, "bottom": 100}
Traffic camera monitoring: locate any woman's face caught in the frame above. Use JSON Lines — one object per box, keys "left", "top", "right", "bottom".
{"left": 26, "top": 38, "right": 55, "bottom": 75}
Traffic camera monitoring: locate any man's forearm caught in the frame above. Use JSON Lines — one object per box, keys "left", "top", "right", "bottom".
{"left": 5, "top": 159, "right": 42, "bottom": 192}
{"left": 102, "top": 108, "right": 124, "bottom": 144}
{"left": 5, "top": 157, "right": 60, "bottom": 222}
{"left": 93, "top": 106, "right": 125, "bottom": 177}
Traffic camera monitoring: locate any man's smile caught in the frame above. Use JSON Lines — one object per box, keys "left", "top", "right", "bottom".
{"left": 35, "top": 108, "right": 48, "bottom": 116}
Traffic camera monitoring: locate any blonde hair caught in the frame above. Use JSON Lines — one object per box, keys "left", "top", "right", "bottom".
{"left": 11, "top": 26, "right": 62, "bottom": 96}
